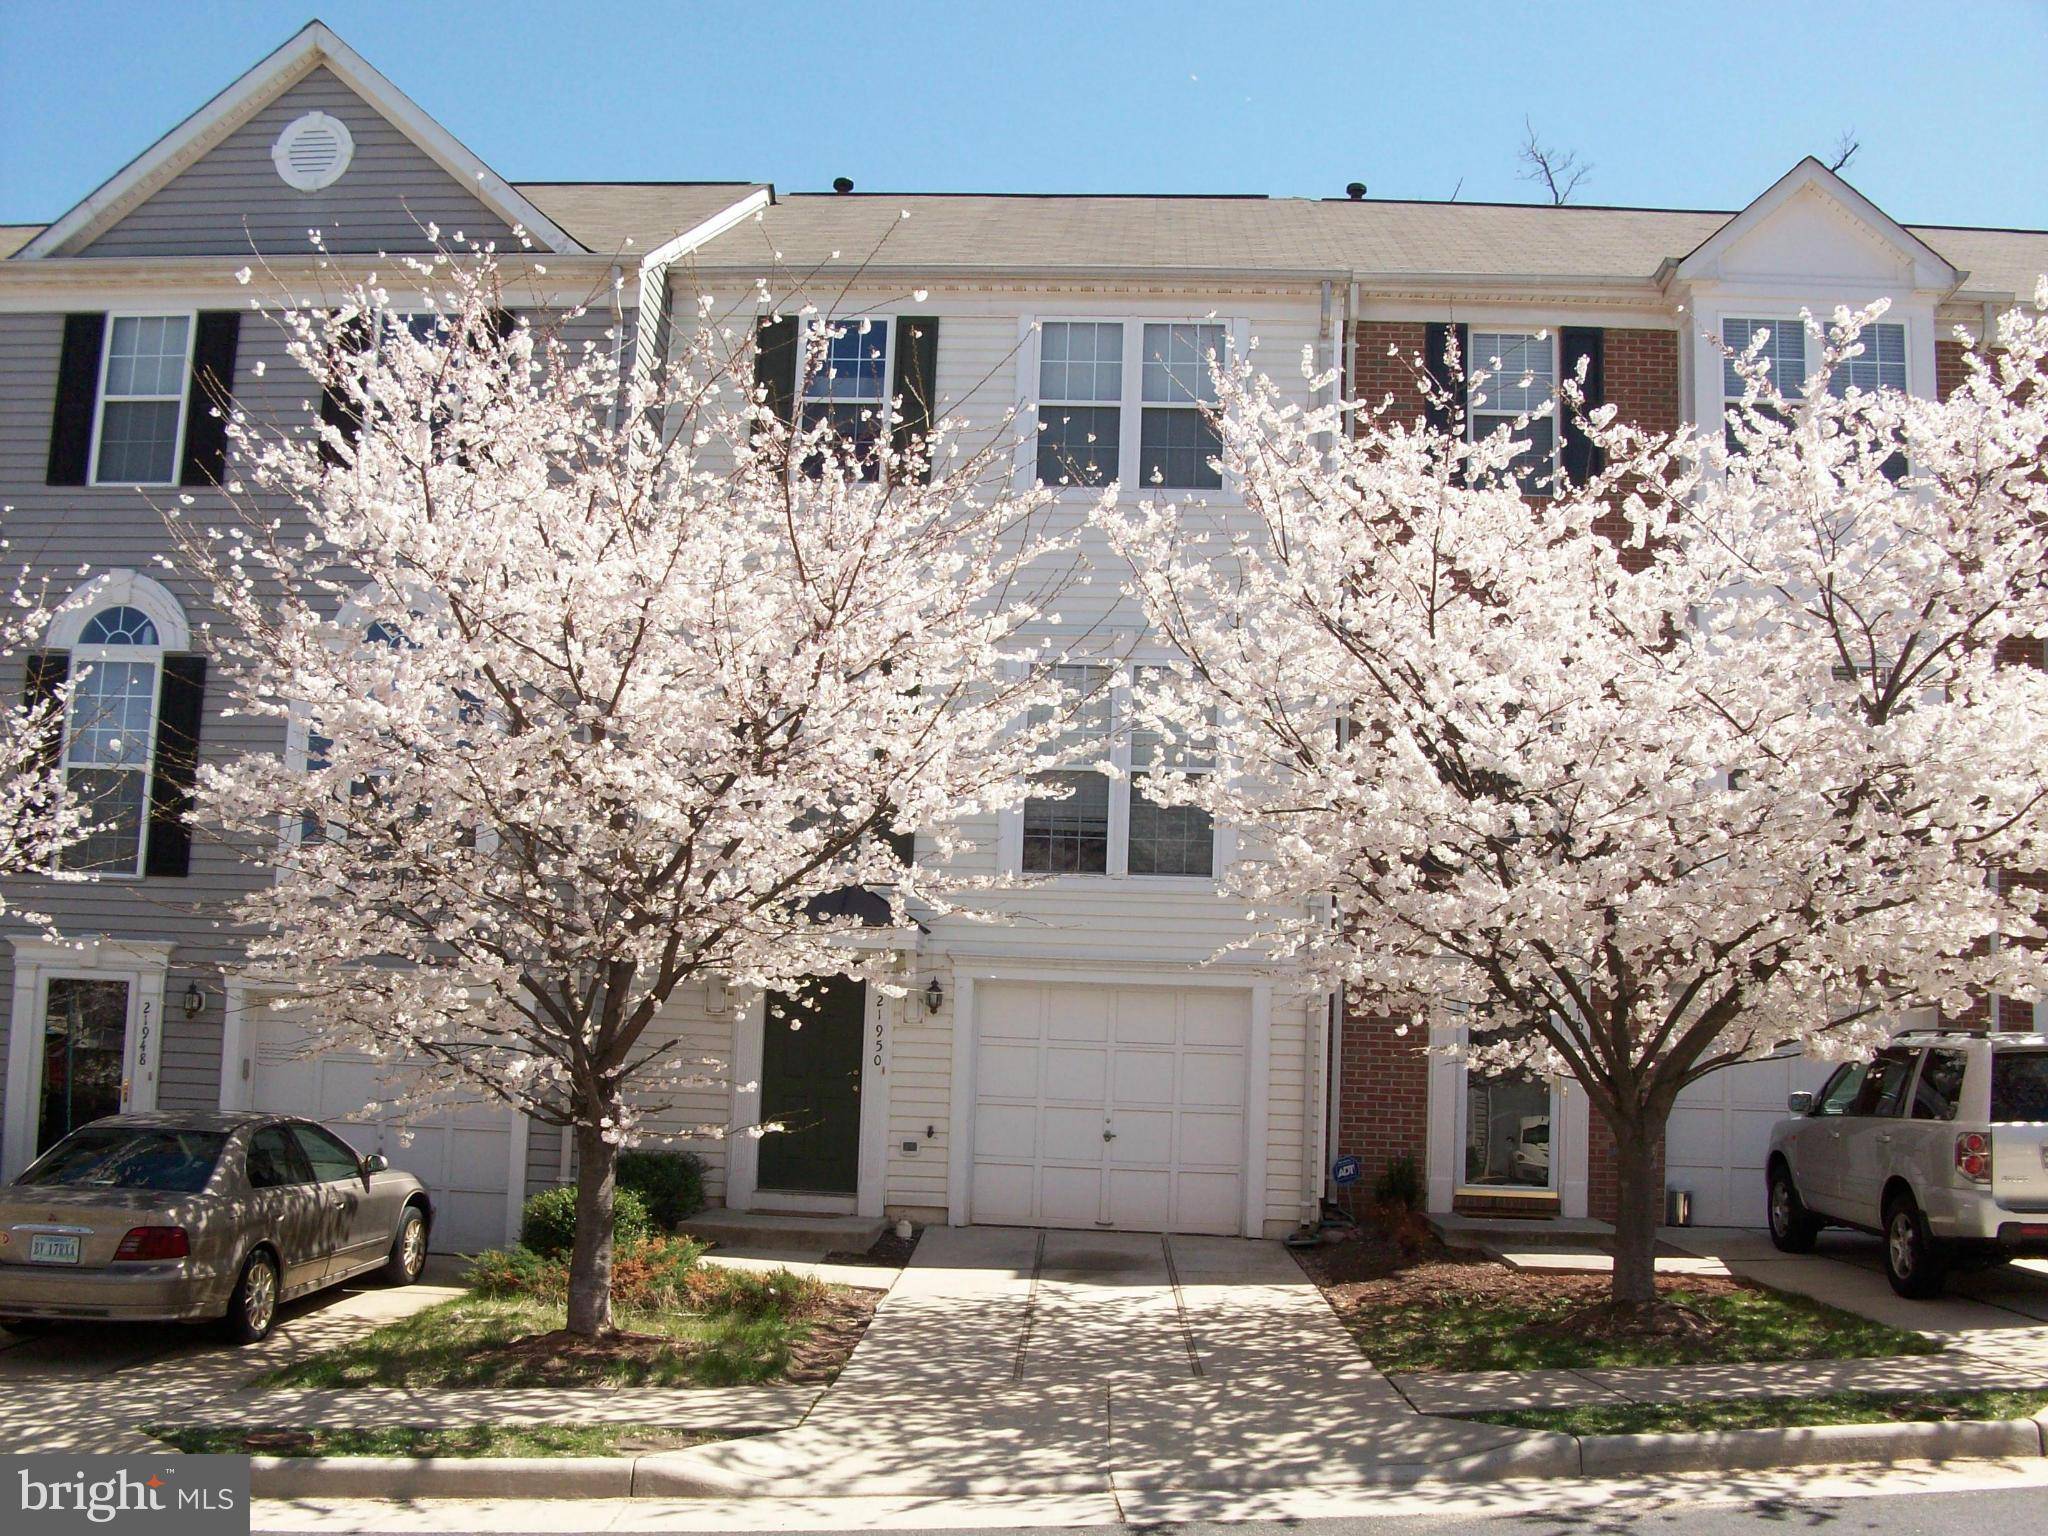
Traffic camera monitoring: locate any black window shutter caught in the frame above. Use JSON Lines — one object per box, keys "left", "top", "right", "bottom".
{"left": 1423, "top": 322, "right": 1468, "bottom": 482}
{"left": 1559, "top": 326, "right": 1606, "bottom": 484}
{"left": 46, "top": 313, "right": 106, "bottom": 486}
{"left": 889, "top": 316, "right": 940, "bottom": 483}
{"left": 144, "top": 655, "right": 206, "bottom": 878}
{"left": 754, "top": 316, "right": 799, "bottom": 430}
{"left": 179, "top": 311, "right": 241, "bottom": 488}
{"left": 318, "top": 314, "right": 370, "bottom": 468}
{"left": 489, "top": 307, "right": 518, "bottom": 341}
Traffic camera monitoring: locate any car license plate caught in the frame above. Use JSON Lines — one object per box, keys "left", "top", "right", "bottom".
{"left": 27, "top": 1233, "right": 80, "bottom": 1265}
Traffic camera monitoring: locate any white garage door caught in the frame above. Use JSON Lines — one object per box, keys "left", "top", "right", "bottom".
{"left": 972, "top": 982, "right": 1249, "bottom": 1236}
{"left": 247, "top": 1017, "right": 518, "bottom": 1254}
{"left": 1668, "top": 1053, "right": 1835, "bottom": 1227}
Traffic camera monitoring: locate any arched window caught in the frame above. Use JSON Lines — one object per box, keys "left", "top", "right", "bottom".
{"left": 62, "top": 605, "right": 165, "bottom": 874}
{"left": 43, "top": 571, "right": 197, "bottom": 879}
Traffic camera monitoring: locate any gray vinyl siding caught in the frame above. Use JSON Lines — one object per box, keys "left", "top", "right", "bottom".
{"left": 524, "top": 1118, "right": 563, "bottom": 1197}
{"left": 80, "top": 67, "right": 514, "bottom": 258}
{"left": 0, "top": 302, "right": 635, "bottom": 1160}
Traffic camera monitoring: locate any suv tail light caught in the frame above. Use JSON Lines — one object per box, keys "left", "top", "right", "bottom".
{"left": 1955, "top": 1132, "right": 1993, "bottom": 1184}
{"left": 112, "top": 1226, "right": 190, "bottom": 1261}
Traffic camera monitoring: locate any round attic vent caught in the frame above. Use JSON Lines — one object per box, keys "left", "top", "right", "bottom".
{"left": 272, "top": 111, "right": 354, "bottom": 192}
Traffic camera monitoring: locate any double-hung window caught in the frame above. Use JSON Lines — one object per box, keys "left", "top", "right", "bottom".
{"left": 1035, "top": 322, "right": 1123, "bottom": 486}
{"left": 1467, "top": 331, "right": 1556, "bottom": 494}
{"left": 1018, "top": 663, "right": 1219, "bottom": 880}
{"left": 1031, "top": 320, "right": 1228, "bottom": 491}
{"left": 802, "top": 316, "right": 891, "bottom": 479}
{"left": 1829, "top": 320, "right": 1909, "bottom": 480}
{"left": 93, "top": 315, "right": 191, "bottom": 485}
{"left": 1722, "top": 317, "right": 1806, "bottom": 453}
{"left": 60, "top": 604, "right": 164, "bottom": 875}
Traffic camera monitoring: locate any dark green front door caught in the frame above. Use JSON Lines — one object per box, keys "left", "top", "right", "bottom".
{"left": 757, "top": 976, "right": 865, "bottom": 1195}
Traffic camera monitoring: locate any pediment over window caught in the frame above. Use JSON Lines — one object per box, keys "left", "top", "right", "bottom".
{"left": 1671, "top": 158, "right": 1960, "bottom": 294}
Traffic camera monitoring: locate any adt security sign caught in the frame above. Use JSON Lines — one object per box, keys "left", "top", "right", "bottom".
{"left": 1331, "top": 1155, "right": 1363, "bottom": 1186}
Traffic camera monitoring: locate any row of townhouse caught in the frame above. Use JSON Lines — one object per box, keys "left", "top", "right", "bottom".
{"left": 2, "top": 23, "right": 2042, "bottom": 1250}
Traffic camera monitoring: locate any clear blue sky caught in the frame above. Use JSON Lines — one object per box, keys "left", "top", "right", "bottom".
{"left": 3, "top": 1, "right": 2045, "bottom": 228}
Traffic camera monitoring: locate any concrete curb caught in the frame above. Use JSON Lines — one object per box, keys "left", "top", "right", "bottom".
{"left": 247, "top": 1416, "right": 2048, "bottom": 1500}
{"left": 1574, "top": 1416, "right": 2046, "bottom": 1477}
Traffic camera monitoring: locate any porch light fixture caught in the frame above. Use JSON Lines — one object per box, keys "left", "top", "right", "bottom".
{"left": 924, "top": 977, "right": 944, "bottom": 1016}
{"left": 706, "top": 976, "right": 729, "bottom": 1013}
{"left": 182, "top": 981, "right": 204, "bottom": 1019}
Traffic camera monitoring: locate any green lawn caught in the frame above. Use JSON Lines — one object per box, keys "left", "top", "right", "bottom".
{"left": 257, "top": 1292, "right": 842, "bottom": 1390}
{"left": 1454, "top": 1388, "right": 2048, "bottom": 1437}
{"left": 148, "top": 1423, "right": 732, "bottom": 1458}
{"left": 1356, "top": 1284, "right": 1938, "bottom": 1373}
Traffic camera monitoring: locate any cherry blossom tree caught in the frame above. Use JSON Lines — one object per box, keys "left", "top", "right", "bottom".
{"left": 0, "top": 544, "right": 89, "bottom": 925}
{"left": 1101, "top": 293, "right": 2048, "bottom": 1310}
{"left": 173, "top": 253, "right": 1073, "bottom": 1336}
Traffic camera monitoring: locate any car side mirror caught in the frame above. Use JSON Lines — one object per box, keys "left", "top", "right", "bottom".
{"left": 360, "top": 1153, "right": 389, "bottom": 1176}
{"left": 1787, "top": 1091, "right": 1815, "bottom": 1116}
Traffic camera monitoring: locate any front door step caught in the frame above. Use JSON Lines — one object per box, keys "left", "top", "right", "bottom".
{"left": 1428, "top": 1212, "right": 1616, "bottom": 1250}
{"left": 680, "top": 1208, "right": 886, "bottom": 1252}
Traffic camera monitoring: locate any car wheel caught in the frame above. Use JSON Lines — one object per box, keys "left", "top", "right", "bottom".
{"left": 1883, "top": 1194, "right": 1948, "bottom": 1299}
{"left": 1767, "top": 1164, "right": 1821, "bottom": 1253}
{"left": 382, "top": 1206, "right": 427, "bottom": 1286}
{"left": 223, "top": 1250, "right": 280, "bottom": 1344}
{"left": 0, "top": 1318, "right": 58, "bottom": 1337}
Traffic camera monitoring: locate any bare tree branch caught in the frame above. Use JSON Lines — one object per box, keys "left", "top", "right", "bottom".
{"left": 1826, "top": 130, "right": 1860, "bottom": 174}
{"left": 1518, "top": 117, "right": 1592, "bottom": 205}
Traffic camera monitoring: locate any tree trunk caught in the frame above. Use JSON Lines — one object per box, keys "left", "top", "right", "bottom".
{"left": 1607, "top": 1112, "right": 1664, "bottom": 1310}
{"left": 564, "top": 1121, "right": 618, "bottom": 1337}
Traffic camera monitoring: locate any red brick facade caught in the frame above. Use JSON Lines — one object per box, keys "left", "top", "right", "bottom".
{"left": 1335, "top": 318, "right": 1680, "bottom": 1224}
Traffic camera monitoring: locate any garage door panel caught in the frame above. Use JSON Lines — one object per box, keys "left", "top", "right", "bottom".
{"left": 1112, "top": 991, "right": 1178, "bottom": 1044}
{"left": 1109, "top": 1168, "right": 1170, "bottom": 1225}
{"left": 1041, "top": 1105, "right": 1106, "bottom": 1151}
{"left": 976, "top": 1042, "right": 1040, "bottom": 1097}
{"left": 1176, "top": 1109, "right": 1245, "bottom": 1165}
{"left": 1174, "top": 1172, "right": 1241, "bottom": 1235}
{"left": 1048, "top": 990, "right": 1112, "bottom": 1042}
{"left": 1038, "top": 1165, "right": 1103, "bottom": 1227}
{"left": 975, "top": 1103, "right": 1040, "bottom": 1158}
{"left": 1183, "top": 992, "right": 1250, "bottom": 1048}
{"left": 979, "top": 985, "right": 1044, "bottom": 1038}
{"left": 972, "top": 1161, "right": 1038, "bottom": 1224}
{"left": 1107, "top": 1107, "right": 1174, "bottom": 1164}
{"left": 1179, "top": 1053, "right": 1245, "bottom": 1109}
{"left": 1112, "top": 1050, "right": 1176, "bottom": 1105}
{"left": 1043, "top": 1047, "right": 1107, "bottom": 1101}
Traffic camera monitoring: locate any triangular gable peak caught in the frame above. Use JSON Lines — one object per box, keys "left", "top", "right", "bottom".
{"left": 19, "top": 21, "right": 580, "bottom": 259}
{"left": 1672, "top": 158, "right": 1959, "bottom": 294}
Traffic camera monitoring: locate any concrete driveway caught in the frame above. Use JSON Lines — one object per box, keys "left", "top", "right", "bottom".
{"left": 653, "top": 1226, "right": 1528, "bottom": 1497}
{"left": 0, "top": 1258, "right": 465, "bottom": 1452}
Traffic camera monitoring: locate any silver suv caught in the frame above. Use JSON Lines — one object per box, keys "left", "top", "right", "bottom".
{"left": 1766, "top": 1031, "right": 2048, "bottom": 1297}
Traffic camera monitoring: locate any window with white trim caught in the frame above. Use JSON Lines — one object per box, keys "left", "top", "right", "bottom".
{"left": 1467, "top": 330, "right": 1556, "bottom": 494}
{"left": 802, "top": 315, "right": 891, "bottom": 479}
{"left": 1018, "top": 663, "right": 1219, "bottom": 880}
{"left": 1828, "top": 321, "right": 1907, "bottom": 397}
{"left": 94, "top": 315, "right": 190, "bottom": 485}
{"left": 1031, "top": 320, "right": 1229, "bottom": 491}
{"left": 1721, "top": 317, "right": 1805, "bottom": 454}
{"left": 60, "top": 605, "right": 163, "bottom": 874}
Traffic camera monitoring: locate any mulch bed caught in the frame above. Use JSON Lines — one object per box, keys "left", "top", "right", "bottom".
{"left": 1297, "top": 1225, "right": 1753, "bottom": 1357}
{"left": 782, "top": 1290, "right": 880, "bottom": 1384}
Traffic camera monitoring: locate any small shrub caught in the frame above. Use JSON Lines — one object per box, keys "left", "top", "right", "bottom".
{"left": 519, "top": 1184, "right": 652, "bottom": 1257}
{"left": 616, "top": 1149, "right": 706, "bottom": 1229}
{"left": 1373, "top": 1151, "right": 1423, "bottom": 1212}
{"left": 1372, "top": 1199, "right": 1433, "bottom": 1257}
{"left": 684, "top": 1264, "right": 830, "bottom": 1321}
{"left": 467, "top": 1233, "right": 705, "bottom": 1310}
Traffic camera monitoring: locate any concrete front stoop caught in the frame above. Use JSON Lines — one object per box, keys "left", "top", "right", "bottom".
{"left": 678, "top": 1208, "right": 886, "bottom": 1252}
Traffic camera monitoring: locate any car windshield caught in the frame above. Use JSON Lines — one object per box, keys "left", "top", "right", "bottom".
{"left": 17, "top": 1127, "right": 227, "bottom": 1193}
{"left": 1990, "top": 1052, "right": 2048, "bottom": 1123}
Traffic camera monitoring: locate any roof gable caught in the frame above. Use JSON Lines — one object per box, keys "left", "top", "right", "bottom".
{"left": 19, "top": 21, "right": 580, "bottom": 259}
{"left": 1673, "top": 158, "right": 1959, "bottom": 292}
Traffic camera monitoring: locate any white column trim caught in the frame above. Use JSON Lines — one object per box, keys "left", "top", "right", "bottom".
{"left": 504, "top": 1112, "right": 531, "bottom": 1244}
{"left": 724, "top": 990, "right": 765, "bottom": 1212}
{"left": 947, "top": 973, "right": 978, "bottom": 1226}
{"left": 854, "top": 982, "right": 894, "bottom": 1220}
{"left": 1244, "top": 981, "right": 1273, "bottom": 1239}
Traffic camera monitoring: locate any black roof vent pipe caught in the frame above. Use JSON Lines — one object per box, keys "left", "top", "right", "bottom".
{"left": 832, "top": 176, "right": 855, "bottom": 194}
{"left": 1345, "top": 182, "right": 1367, "bottom": 200}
